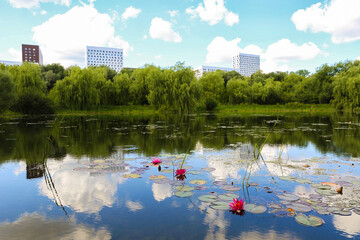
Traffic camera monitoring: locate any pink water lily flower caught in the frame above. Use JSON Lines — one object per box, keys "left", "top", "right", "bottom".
{"left": 152, "top": 158, "right": 162, "bottom": 165}
{"left": 175, "top": 168, "right": 186, "bottom": 176}
{"left": 229, "top": 198, "right": 244, "bottom": 212}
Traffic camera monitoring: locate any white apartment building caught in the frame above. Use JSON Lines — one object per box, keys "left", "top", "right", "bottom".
{"left": 0, "top": 60, "right": 22, "bottom": 66}
{"left": 232, "top": 53, "right": 260, "bottom": 77}
{"left": 194, "top": 66, "right": 240, "bottom": 79}
{"left": 86, "top": 46, "right": 123, "bottom": 72}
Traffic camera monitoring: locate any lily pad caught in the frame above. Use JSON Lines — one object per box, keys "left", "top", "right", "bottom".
{"left": 218, "top": 193, "right": 239, "bottom": 201}
{"left": 244, "top": 204, "right": 267, "bottom": 214}
{"left": 334, "top": 210, "right": 351, "bottom": 216}
{"left": 198, "top": 194, "right": 218, "bottom": 202}
{"left": 213, "top": 180, "right": 227, "bottom": 186}
{"left": 353, "top": 208, "right": 360, "bottom": 215}
{"left": 153, "top": 179, "right": 170, "bottom": 184}
{"left": 317, "top": 209, "right": 330, "bottom": 215}
{"left": 201, "top": 167, "right": 216, "bottom": 172}
{"left": 210, "top": 201, "right": 231, "bottom": 210}
{"left": 182, "top": 165, "right": 194, "bottom": 170}
{"left": 309, "top": 194, "right": 322, "bottom": 199}
{"left": 327, "top": 206, "right": 341, "bottom": 213}
{"left": 161, "top": 169, "right": 173, "bottom": 173}
{"left": 248, "top": 182, "right": 259, "bottom": 187}
{"left": 123, "top": 174, "right": 141, "bottom": 178}
{"left": 195, "top": 186, "right": 209, "bottom": 190}
{"left": 268, "top": 203, "right": 283, "bottom": 209}
{"left": 175, "top": 185, "right": 195, "bottom": 192}
{"left": 169, "top": 180, "right": 184, "bottom": 186}
{"left": 189, "top": 179, "right": 206, "bottom": 185}
{"left": 278, "top": 193, "right": 300, "bottom": 202}
{"left": 279, "top": 176, "right": 296, "bottom": 181}
{"left": 175, "top": 191, "right": 193, "bottom": 198}
{"left": 222, "top": 185, "right": 241, "bottom": 191}
{"left": 287, "top": 203, "right": 313, "bottom": 213}
{"left": 315, "top": 189, "right": 337, "bottom": 196}
{"left": 149, "top": 175, "right": 166, "bottom": 180}
{"left": 295, "top": 179, "right": 313, "bottom": 184}
{"left": 335, "top": 181, "right": 354, "bottom": 187}
{"left": 295, "top": 214, "right": 324, "bottom": 227}
{"left": 187, "top": 170, "right": 202, "bottom": 175}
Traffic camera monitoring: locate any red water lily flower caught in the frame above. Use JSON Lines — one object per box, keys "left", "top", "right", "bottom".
{"left": 152, "top": 158, "right": 162, "bottom": 165}
{"left": 175, "top": 168, "right": 186, "bottom": 176}
{"left": 229, "top": 198, "right": 244, "bottom": 212}
{"left": 175, "top": 168, "right": 187, "bottom": 180}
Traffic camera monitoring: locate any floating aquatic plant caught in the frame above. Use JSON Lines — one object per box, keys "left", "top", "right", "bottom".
{"left": 229, "top": 198, "right": 244, "bottom": 212}
{"left": 152, "top": 158, "right": 162, "bottom": 165}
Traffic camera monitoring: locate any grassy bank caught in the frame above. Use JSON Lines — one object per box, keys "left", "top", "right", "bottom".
{"left": 215, "top": 103, "right": 334, "bottom": 114}
{"left": 0, "top": 104, "right": 335, "bottom": 118}
{"left": 55, "top": 105, "right": 158, "bottom": 116}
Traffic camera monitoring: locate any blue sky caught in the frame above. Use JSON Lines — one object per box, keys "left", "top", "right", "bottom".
{"left": 1, "top": 0, "right": 360, "bottom": 72}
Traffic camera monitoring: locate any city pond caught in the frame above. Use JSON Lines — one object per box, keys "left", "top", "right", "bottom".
{"left": 0, "top": 113, "right": 360, "bottom": 239}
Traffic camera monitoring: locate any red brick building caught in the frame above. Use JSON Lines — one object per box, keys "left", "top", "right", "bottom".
{"left": 22, "top": 44, "right": 43, "bottom": 64}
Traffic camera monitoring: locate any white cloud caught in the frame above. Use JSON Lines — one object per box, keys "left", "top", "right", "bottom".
{"left": 152, "top": 183, "right": 172, "bottom": 202}
{"left": 206, "top": 37, "right": 321, "bottom": 73}
{"left": 40, "top": 10, "right": 47, "bottom": 15}
{"left": 125, "top": 200, "right": 144, "bottom": 212}
{"left": 186, "top": 0, "right": 239, "bottom": 26}
{"left": 32, "top": 4, "right": 133, "bottom": 67}
{"left": 0, "top": 213, "right": 111, "bottom": 240}
{"left": 149, "top": 17, "right": 182, "bottom": 43}
{"left": 206, "top": 36, "right": 242, "bottom": 64}
{"left": 39, "top": 156, "right": 127, "bottom": 214}
{"left": 168, "top": 10, "right": 179, "bottom": 17}
{"left": 357, "top": 56, "right": 360, "bottom": 60}
{"left": 8, "top": 0, "right": 70, "bottom": 9}
{"left": 0, "top": 48, "right": 21, "bottom": 61}
{"left": 265, "top": 39, "right": 321, "bottom": 62}
{"left": 291, "top": 0, "right": 360, "bottom": 43}
{"left": 121, "top": 6, "right": 141, "bottom": 20}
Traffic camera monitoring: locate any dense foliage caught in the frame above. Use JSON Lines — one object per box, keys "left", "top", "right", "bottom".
{"left": 0, "top": 60, "right": 360, "bottom": 114}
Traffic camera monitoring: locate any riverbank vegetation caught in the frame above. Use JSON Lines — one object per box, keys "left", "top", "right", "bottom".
{"left": 0, "top": 60, "right": 359, "bottom": 115}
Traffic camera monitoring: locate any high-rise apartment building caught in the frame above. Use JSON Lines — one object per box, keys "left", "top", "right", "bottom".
{"left": 232, "top": 53, "right": 260, "bottom": 77}
{"left": 86, "top": 46, "right": 123, "bottom": 72}
{"left": 194, "top": 66, "right": 240, "bottom": 79}
{"left": 22, "top": 44, "right": 43, "bottom": 64}
{"left": 0, "top": 60, "right": 22, "bottom": 66}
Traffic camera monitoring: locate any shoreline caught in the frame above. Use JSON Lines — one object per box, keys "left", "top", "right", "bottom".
{"left": 0, "top": 104, "right": 336, "bottom": 118}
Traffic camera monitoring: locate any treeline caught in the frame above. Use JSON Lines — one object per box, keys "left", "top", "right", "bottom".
{"left": 0, "top": 60, "right": 360, "bottom": 114}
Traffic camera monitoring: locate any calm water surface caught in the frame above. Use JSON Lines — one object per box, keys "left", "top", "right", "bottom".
{"left": 0, "top": 113, "right": 360, "bottom": 240}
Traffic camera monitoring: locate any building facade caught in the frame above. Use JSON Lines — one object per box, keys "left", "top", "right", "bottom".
{"left": 22, "top": 44, "right": 43, "bottom": 64}
{"left": 0, "top": 60, "right": 22, "bottom": 66}
{"left": 86, "top": 46, "right": 123, "bottom": 72}
{"left": 194, "top": 65, "right": 240, "bottom": 79}
{"left": 232, "top": 53, "right": 260, "bottom": 77}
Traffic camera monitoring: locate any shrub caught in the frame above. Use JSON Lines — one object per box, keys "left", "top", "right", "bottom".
{"left": 12, "top": 90, "right": 54, "bottom": 114}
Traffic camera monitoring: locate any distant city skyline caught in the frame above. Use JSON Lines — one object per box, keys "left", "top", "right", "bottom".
{"left": 0, "top": 0, "right": 360, "bottom": 73}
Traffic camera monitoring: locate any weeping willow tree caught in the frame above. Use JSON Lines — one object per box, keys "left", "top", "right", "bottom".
{"left": 146, "top": 62, "right": 202, "bottom": 112}
{"left": 50, "top": 67, "right": 106, "bottom": 110}
{"left": 332, "top": 61, "right": 360, "bottom": 112}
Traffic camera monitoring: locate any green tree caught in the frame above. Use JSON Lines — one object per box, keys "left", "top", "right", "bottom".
{"left": 113, "top": 73, "right": 132, "bottom": 105}
{"left": 227, "top": 78, "right": 250, "bottom": 104}
{"left": 281, "top": 73, "right": 304, "bottom": 102}
{"left": 199, "top": 71, "right": 225, "bottom": 104}
{"left": 50, "top": 67, "right": 103, "bottom": 110}
{"left": 0, "top": 70, "right": 15, "bottom": 112}
{"left": 40, "top": 63, "right": 65, "bottom": 91}
{"left": 262, "top": 78, "right": 282, "bottom": 104}
{"left": 333, "top": 62, "right": 360, "bottom": 111}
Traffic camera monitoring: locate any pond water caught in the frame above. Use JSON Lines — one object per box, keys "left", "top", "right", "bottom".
{"left": 0, "top": 113, "right": 360, "bottom": 240}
